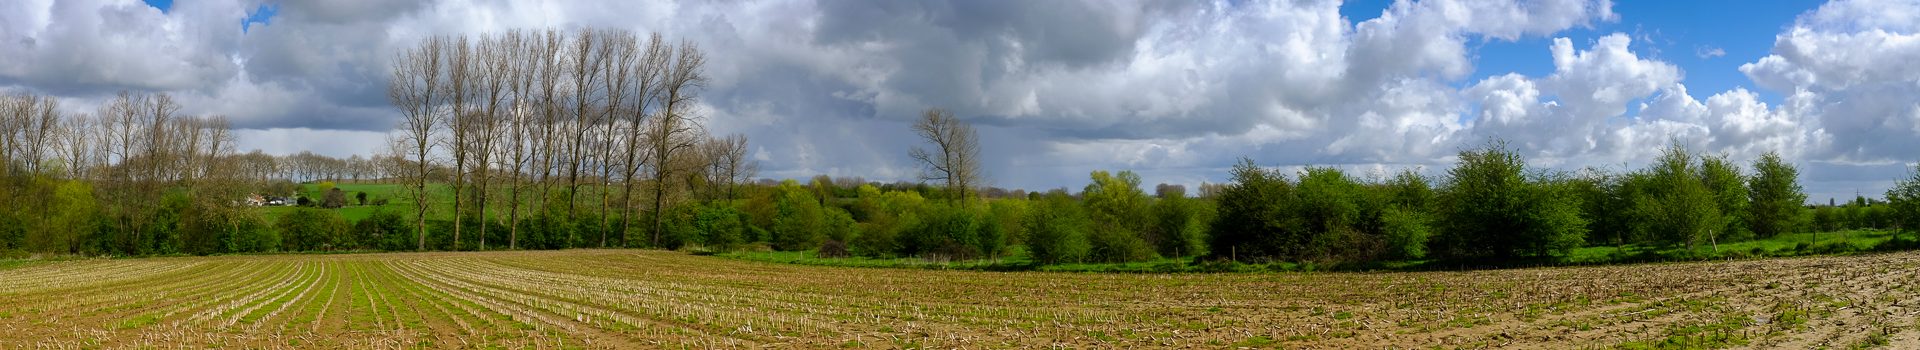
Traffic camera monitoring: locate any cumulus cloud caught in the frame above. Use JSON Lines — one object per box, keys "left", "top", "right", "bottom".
{"left": 1740, "top": 0, "right": 1920, "bottom": 164}
{"left": 0, "top": 0, "right": 1913, "bottom": 198}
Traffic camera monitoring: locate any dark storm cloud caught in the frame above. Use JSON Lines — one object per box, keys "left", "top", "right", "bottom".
{"left": 0, "top": 0, "right": 1915, "bottom": 196}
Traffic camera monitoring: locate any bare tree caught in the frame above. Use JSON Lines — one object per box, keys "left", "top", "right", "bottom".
{"left": 390, "top": 36, "right": 447, "bottom": 251}
{"left": 616, "top": 32, "right": 670, "bottom": 247}
{"left": 702, "top": 134, "right": 755, "bottom": 201}
{"left": 501, "top": 29, "right": 539, "bottom": 250}
{"left": 909, "top": 107, "right": 982, "bottom": 204}
{"left": 468, "top": 32, "right": 514, "bottom": 251}
{"left": 646, "top": 40, "right": 708, "bottom": 247}
{"left": 533, "top": 28, "right": 565, "bottom": 221}
{"left": 445, "top": 35, "right": 476, "bottom": 251}
{"left": 563, "top": 28, "right": 607, "bottom": 224}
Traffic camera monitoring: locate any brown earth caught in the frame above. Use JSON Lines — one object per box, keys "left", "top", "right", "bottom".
{"left": 1, "top": 249, "right": 1916, "bottom": 349}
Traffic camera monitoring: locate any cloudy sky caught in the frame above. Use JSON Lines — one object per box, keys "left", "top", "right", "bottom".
{"left": 2, "top": 0, "right": 1916, "bottom": 202}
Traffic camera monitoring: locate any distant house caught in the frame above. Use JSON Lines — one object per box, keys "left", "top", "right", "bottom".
{"left": 244, "top": 194, "right": 267, "bottom": 207}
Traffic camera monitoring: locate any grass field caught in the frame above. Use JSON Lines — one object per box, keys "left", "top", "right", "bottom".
{"left": 3, "top": 250, "right": 1920, "bottom": 348}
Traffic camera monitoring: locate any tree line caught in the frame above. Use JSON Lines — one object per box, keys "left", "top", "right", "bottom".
{"left": 0, "top": 27, "right": 759, "bottom": 257}
{"left": 7, "top": 27, "right": 1920, "bottom": 266}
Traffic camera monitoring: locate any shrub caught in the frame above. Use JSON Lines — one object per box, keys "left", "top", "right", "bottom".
{"left": 321, "top": 188, "right": 347, "bottom": 209}
{"left": 277, "top": 207, "right": 351, "bottom": 252}
{"left": 823, "top": 208, "right": 858, "bottom": 244}
{"left": 1149, "top": 196, "right": 1211, "bottom": 258}
{"left": 1431, "top": 142, "right": 1586, "bottom": 260}
{"left": 1208, "top": 159, "right": 1302, "bottom": 262}
{"left": 770, "top": 183, "right": 825, "bottom": 251}
{"left": 1024, "top": 193, "right": 1091, "bottom": 264}
{"left": 902, "top": 203, "right": 981, "bottom": 259}
{"left": 818, "top": 240, "right": 851, "bottom": 258}
{"left": 1378, "top": 208, "right": 1430, "bottom": 260}
{"left": 693, "top": 204, "right": 748, "bottom": 251}
{"left": 355, "top": 208, "right": 413, "bottom": 251}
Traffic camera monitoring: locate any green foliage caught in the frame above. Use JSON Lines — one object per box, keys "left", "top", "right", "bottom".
{"left": 1209, "top": 159, "right": 1300, "bottom": 261}
{"left": 823, "top": 208, "right": 858, "bottom": 244}
{"left": 692, "top": 204, "right": 749, "bottom": 251}
{"left": 1701, "top": 155, "right": 1750, "bottom": 242}
{"left": 900, "top": 203, "right": 1001, "bottom": 260}
{"left": 1748, "top": 151, "right": 1807, "bottom": 238}
{"left": 1378, "top": 207, "right": 1430, "bottom": 260}
{"left": 770, "top": 181, "right": 825, "bottom": 251}
{"left": 355, "top": 208, "right": 413, "bottom": 251}
{"left": 1082, "top": 170, "right": 1154, "bottom": 262}
{"left": 1886, "top": 165, "right": 1920, "bottom": 236}
{"left": 276, "top": 208, "right": 351, "bottom": 252}
{"left": 1376, "top": 170, "right": 1433, "bottom": 260}
{"left": 987, "top": 199, "right": 1030, "bottom": 246}
{"left": 1645, "top": 145, "right": 1723, "bottom": 250}
{"left": 178, "top": 201, "right": 272, "bottom": 255}
{"left": 1432, "top": 142, "right": 1586, "bottom": 260}
{"left": 1024, "top": 192, "right": 1091, "bottom": 264}
{"left": 1148, "top": 194, "right": 1210, "bottom": 258}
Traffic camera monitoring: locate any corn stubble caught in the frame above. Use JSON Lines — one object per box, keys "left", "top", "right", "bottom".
{"left": 2, "top": 250, "right": 1918, "bottom": 348}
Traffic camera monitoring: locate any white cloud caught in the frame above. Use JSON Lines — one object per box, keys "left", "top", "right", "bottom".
{"left": 1696, "top": 46, "right": 1726, "bottom": 59}
{"left": 1739, "top": 0, "right": 1920, "bottom": 163}
{"left": 0, "top": 0, "right": 1913, "bottom": 198}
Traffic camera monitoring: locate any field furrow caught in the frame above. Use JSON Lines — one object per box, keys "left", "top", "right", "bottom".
{"left": 6, "top": 249, "right": 1920, "bottom": 348}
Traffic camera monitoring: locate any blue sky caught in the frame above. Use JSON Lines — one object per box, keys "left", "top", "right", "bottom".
{"left": 8, "top": 0, "right": 1920, "bottom": 203}
{"left": 1341, "top": 0, "right": 1823, "bottom": 110}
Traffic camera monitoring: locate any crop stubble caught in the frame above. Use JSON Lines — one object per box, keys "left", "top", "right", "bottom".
{"left": 1, "top": 250, "right": 1918, "bottom": 348}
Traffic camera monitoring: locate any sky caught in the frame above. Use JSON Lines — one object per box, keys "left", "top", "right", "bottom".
{"left": 2, "top": 0, "right": 1916, "bottom": 203}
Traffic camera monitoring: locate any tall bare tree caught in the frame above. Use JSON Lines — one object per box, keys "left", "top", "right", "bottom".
{"left": 646, "top": 40, "right": 708, "bottom": 247}
{"left": 593, "top": 29, "right": 640, "bottom": 247}
{"left": 909, "top": 107, "right": 982, "bottom": 204}
{"left": 564, "top": 28, "right": 607, "bottom": 223}
{"left": 616, "top": 32, "right": 670, "bottom": 247}
{"left": 445, "top": 35, "right": 476, "bottom": 251}
{"left": 390, "top": 36, "right": 447, "bottom": 251}
{"left": 469, "top": 32, "right": 514, "bottom": 251}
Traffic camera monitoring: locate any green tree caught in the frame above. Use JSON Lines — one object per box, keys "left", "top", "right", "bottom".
{"left": 1377, "top": 170, "right": 1433, "bottom": 259}
{"left": 770, "top": 181, "right": 824, "bottom": 251}
{"left": 1700, "top": 155, "right": 1750, "bottom": 243}
{"left": 278, "top": 208, "right": 352, "bottom": 252}
{"left": 1148, "top": 193, "right": 1211, "bottom": 258}
{"left": 355, "top": 208, "right": 413, "bottom": 251}
{"left": 1208, "top": 158, "right": 1300, "bottom": 262}
{"left": 1886, "top": 165, "right": 1920, "bottom": 238}
{"left": 1748, "top": 151, "right": 1806, "bottom": 238}
{"left": 1024, "top": 192, "right": 1090, "bottom": 264}
{"left": 1646, "top": 145, "right": 1720, "bottom": 251}
{"left": 1081, "top": 170, "right": 1154, "bottom": 262}
{"left": 1432, "top": 142, "right": 1586, "bottom": 260}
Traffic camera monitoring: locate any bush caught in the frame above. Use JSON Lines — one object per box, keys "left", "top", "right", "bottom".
{"left": 823, "top": 208, "right": 858, "bottom": 244}
{"left": 1081, "top": 170, "right": 1154, "bottom": 262}
{"left": 1378, "top": 208, "right": 1430, "bottom": 259}
{"left": 691, "top": 204, "right": 749, "bottom": 251}
{"left": 321, "top": 188, "right": 347, "bottom": 209}
{"left": 770, "top": 182, "right": 825, "bottom": 251}
{"left": 355, "top": 208, "right": 413, "bottom": 251}
{"left": 902, "top": 203, "right": 981, "bottom": 259}
{"left": 1208, "top": 159, "right": 1304, "bottom": 262}
{"left": 277, "top": 207, "right": 351, "bottom": 252}
{"left": 818, "top": 240, "right": 851, "bottom": 258}
{"left": 1432, "top": 142, "right": 1586, "bottom": 260}
{"left": 1024, "top": 193, "right": 1091, "bottom": 264}
{"left": 1149, "top": 196, "right": 1210, "bottom": 258}
{"left": 1087, "top": 226, "right": 1154, "bottom": 263}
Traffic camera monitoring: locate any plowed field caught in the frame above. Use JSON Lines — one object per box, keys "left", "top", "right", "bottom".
{"left": 3, "top": 249, "right": 1917, "bottom": 348}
